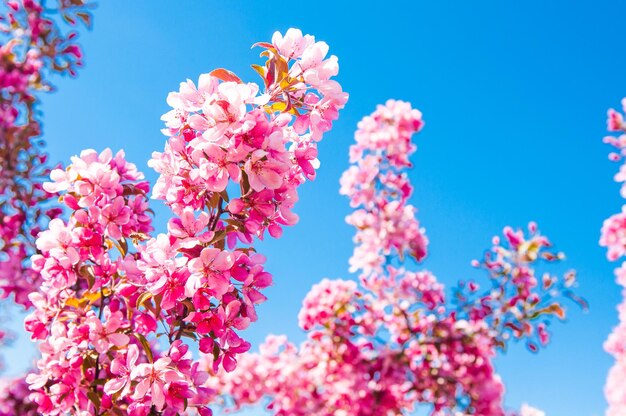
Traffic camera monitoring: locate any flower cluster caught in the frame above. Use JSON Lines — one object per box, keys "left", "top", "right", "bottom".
{"left": 601, "top": 99, "right": 626, "bottom": 416}
{"left": 213, "top": 274, "right": 508, "bottom": 415}
{"left": 0, "top": 0, "right": 92, "bottom": 308}
{"left": 0, "top": 376, "right": 37, "bottom": 416}
{"left": 458, "top": 223, "right": 582, "bottom": 352}
{"left": 211, "top": 101, "right": 576, "bottom": 415}
{"left": 23, "top": 149, "right": 165, "bottom": 415}
{"left": 340, "top": 99, "right": 427, "bottom": 274}
{"left": 297, "top": 278, "right": 359, "bottom": 332}
{"left": 153, "top": 28, "right": 347, "bottom": 240}
{"left": 22, "top": 28, "right": 345, "bottom": 415}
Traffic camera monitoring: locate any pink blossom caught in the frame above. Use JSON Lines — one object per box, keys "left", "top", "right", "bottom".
{"left": 187, "top": 248, "right": 234, "bottom": 299}
{"left": 87, "top": 310, "right": 130, "bottom": 353}
{"left": 131, "top": 358, "right": 184, "bottom": 411}
{"left": 20, "top": 27, "right": 345, "bottom": 416}
{"left": 271, "top": 28, "right": 314, "bottom": 60}
{"left": 104, "top": 344, "right": 139, "bottom": 396}
{"left": 210, "top": 101, "right": 578, "bottom": 416}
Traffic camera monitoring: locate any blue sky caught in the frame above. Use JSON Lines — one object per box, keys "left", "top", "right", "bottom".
{"left": 5, "top": 1, "right": 626, "bottom": 415}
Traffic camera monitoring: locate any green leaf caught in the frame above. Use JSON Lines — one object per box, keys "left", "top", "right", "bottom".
{"left": 136, "top": 292, "right": 153, "bottom": 308}
{"left": 87, "top": 390, "right": 100, "bottom": 408}
{"left": 208, "top": 230, "right": 226, "bottom": 246}
{"left": 133, "top": 333, "right": 154, "bottom": 363}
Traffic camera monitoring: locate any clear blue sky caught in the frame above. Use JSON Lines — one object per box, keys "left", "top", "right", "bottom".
{"left": 6, "top": 1, "right": 626, "bottom": 415}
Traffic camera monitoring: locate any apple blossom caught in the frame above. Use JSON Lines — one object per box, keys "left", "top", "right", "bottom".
{"left": 0, "top": 0, "right": 92, "bottom": 309}
{"left": 21, "top": 28, "right": 346, "bottom": 415}
{"left": 211, "top": 101, "right": 579, "bottom": 416}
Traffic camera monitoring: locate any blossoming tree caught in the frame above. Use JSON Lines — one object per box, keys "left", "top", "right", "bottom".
{"left": 0, "top": 21, "right": 348, "bottom": 415}
{"left": 0, "top": 2, "right": 591, "bottom": 415}
{"left": 209, "top": 100, "right": 583, "bottom": 415}
{"left": 0, "top": 0, "right": 94, "bottom": 411}
{"left": 0, "top": 0, "right": 91, "bottom": 314}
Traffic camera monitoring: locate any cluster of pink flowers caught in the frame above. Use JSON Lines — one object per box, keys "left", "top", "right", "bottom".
{"left": 459, "top": 222, "right": 581, "bottom": 352}
{"left": 213, "top": 229, "right": 565, "bottom": 415}
{"left": 0, "top": 376, "right": 37, "bottom": 415}
{"left": 211, "top": 101, "right": 575, "bottom": 415}
{"left": 339, "top": 99, "right": 427, "bottom": 274}
{"left": 152, "top": 27, "right": 347, "bottom": 240}
{"left": 601, "top": 99, "right": 626, "bottom": 416}
{"left": 213, "top": 274, "right": 506, "bottom": 415}
{"left": 0, "top": 0, "right": 91, "bottom": 309}
{"left": 23, "top": 148, "right": 166, "bottom": 414}
{"left": 20, "top": 28, "right": 345, "bottom": 415}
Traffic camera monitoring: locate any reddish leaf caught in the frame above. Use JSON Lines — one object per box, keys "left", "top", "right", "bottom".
{"left": 76, "top": 12, "right": 92, "bottom": 29}
{"left": 548, "top": 303, "right": 566, "bottom": 320}
{"left": 251, "top": 42, "right": 274, "bottom": 50}
{"left": 210, "top": 68, "right": 242, "bottom": 84}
